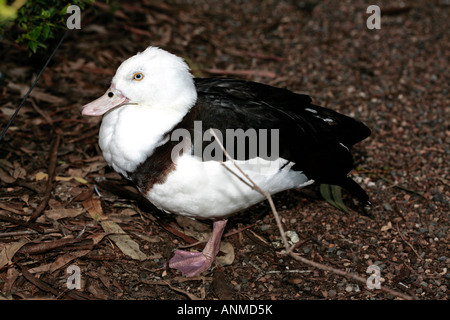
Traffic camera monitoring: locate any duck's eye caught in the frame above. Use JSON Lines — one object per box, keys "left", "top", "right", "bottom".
{"left": 132, "top": 72, "right": 144, "bottom": 81}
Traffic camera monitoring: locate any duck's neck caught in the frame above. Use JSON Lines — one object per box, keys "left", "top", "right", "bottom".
{"left": 99, "top": 104, "right": 190, "bottom": 178}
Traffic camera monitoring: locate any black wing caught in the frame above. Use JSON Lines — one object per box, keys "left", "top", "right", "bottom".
{"left": 189, "top": 78, "right": 371, "bottom": 202}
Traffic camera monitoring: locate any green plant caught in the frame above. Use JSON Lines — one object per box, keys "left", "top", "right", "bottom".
{"left": 1, "top": 0, "right": 93, "bottom": 54}
{"left": 0, "top": 0, "right": 26, "bottom": 21}
{"left": 320, "top": 184, "right": 349, "bottom": 213}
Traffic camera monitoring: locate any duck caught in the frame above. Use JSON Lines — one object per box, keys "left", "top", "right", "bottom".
{"left": 81, "top": 46, "right": 371, "bottom": 277}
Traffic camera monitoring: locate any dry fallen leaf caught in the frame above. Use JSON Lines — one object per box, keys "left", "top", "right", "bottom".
{"left": 216, "top": 242, "right": 235, "bottom": 267}
{"left": 100, "top": 220, "right": 149, "bottom": 261}
{"left": 35, "top": 172, "right": 88, "bottom": 184}
{"left": 12, "top": 161, "right": 26, "bottom": 180}
{"left": 0, "top": 239, "right": 28, "bottom": 270}
{"left": 30, "top": 89, "right": 65, "bottom": 105}
{"left": 175, "top": 215, "right": 210, "bottom": 241}
{"left": 3, "top": 267, "right": 20, "bottom": 295}
{"left": 82, "top": 197, "right": 148, "bottom": 261}
{"left": 82, "top": 197, "right": 108, "bottom": 221}
{"left": 381, "top": 221, "right": 393, "bottom": 232}
{"left": 35, "top": 172, "right": 48, "bottom": 182}
{"left": 41, "top": 208, "right": 85, "bottom": 221}
{"left": 0, "top": 167, "right": 16, "bottom": 183}
{"left": 27, "top": 232, "right": 106, "bottom": 274}
{"left": 28, "top": 250, "right": 91, "bottom": 274}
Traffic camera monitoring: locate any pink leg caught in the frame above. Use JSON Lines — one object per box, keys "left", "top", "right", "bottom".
{"left": 169, "top": 219, "right": 227, "bottom": 277}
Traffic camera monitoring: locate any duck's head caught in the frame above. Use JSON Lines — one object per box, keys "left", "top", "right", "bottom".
{"left": 81, "top": 46, "right": 197, "bottom": 116}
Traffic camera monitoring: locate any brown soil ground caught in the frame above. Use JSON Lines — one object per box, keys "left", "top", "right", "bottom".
{"left": 0, "top": 0, "right": 448, "bottom": 300}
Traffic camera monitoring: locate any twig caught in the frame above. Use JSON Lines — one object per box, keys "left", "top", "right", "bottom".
{"left": 30, "top": 99, "right": 53, "bottom": 125}
{"left": 203, "top": 68, "right": 276, "bottom": 79}
{"left": 0, "top": 203, "right": 27, "bottom": 215}
{"left": 29, "top": 133, "right": 61, "bottom": 221}
{"left": 244, "top": 229, "right": 272, "bottom": 249}
{"left": 19, "top": 238, "right": 93, "bottom": 255}
{"left": 140, "top": 280, "right": 202, "bottom": 300}
{"left": 65, "top": 129, "right": 99, "bottom": 144}
{"left": 0, "top": 210, "right": 44, "bottom": 233}
{"left": 209, "top": 129, "right": 415, "bottom": 300}
{"left": 223, "top": 222, "right": 259, "bottom": 238}
{"left": 209, "top": 129, "right": 290, "bottom": 250}
{"left": 0, "top": 228, "right": 60, "bottom": 238}
{"left": 149, "top": 215, "right": 203, "bottom": 249}
{"left": 224, "top": 48, "right": 284, "bottom": 62}
{"left": 396, "top": 223, "right": 423, "bottom": 261}
{"left": 21, "top": 267, "right": 88, "bottom": 300}
{"left": 380, "top": 177, "right": 426, "bottom": 198}
{"left": 240, "top": 50, "right": 283, "bottom": 62}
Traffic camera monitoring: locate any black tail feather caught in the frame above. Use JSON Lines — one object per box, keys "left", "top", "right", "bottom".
{"left": 340, "top": 177, "right": 370, "bottom": 205}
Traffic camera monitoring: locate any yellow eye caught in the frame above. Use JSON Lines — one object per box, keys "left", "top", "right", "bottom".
{"left": 132, "top": 72, "right": 144, "bottom": 81}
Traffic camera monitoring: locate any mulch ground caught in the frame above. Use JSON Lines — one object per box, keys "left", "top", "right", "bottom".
{"left": 0, "top": 0, "right": 448, "bottom": 300}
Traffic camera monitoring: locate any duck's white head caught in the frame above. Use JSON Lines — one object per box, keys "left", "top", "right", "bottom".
{"left": 81, "top": 46, "right": 197, "bottom": 116}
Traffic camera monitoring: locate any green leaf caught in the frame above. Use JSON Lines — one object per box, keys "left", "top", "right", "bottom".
{"left": 330, "top": 184, "right": 349, "bottom": 213}
{"left": 29, "top": 25, "right": 42, "bottom": 39}
{"left": 28, "top": 40, "right": 37, "bottom": 53}
{"left": 6, "top": 0, "right": 94, "bottom": 54}
{"left": 320, "top": 184, "right": 349, "bottom": 213}
{"left": 42, "top": 23, "right": 50, "bottom": 39}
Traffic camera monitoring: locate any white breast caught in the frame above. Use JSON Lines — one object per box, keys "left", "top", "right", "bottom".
{"left": 145, "top": 154, "right": 313, "bottom": 220}
{"left": 99, "top": 105, "right": 186, "bottom": 177}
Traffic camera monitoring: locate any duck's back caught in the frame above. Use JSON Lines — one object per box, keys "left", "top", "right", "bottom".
{"left": 192, "top": 78, "right": 371, "bottom": 201}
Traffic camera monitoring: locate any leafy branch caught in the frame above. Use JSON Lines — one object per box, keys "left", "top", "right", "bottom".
{"left": 0, "top": 0, "right": 93, "bottom": 54}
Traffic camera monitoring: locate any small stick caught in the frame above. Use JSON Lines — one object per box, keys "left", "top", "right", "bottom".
{"left": 209, "top": 129, "right": 290, "bottom": 251}
{"left": 380, "top": 177, "right": 426, "bottom": 198}
{"left": 140, "top": 280, "right": 202, "bottom": 300}
{"left": 396, "top": 223, "right": 422, "bottom": 261}
{"left": 209, "top": 129, "right": 415, "bottom": 300}
{"left": 30, "top": 99, "right": 53, "bottom": 125}
{"left": 0, "top": 229, "right": 60, "bottom": 238}
{"left": 30, "top": 133, "right": 61, "bottom": 221}
{"left": 203, "top": 68, "right": 276, "bottom": 79}
{"left": 21, "top": 267, "right": 88, "bottom": 300}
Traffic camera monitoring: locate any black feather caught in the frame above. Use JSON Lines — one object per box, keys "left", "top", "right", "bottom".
{"left": 191, "top": 78, "right": 371, "bottom": 202}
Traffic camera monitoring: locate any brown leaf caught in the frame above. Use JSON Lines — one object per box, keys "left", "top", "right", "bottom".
{"left": 27, "top": 250, "right": 91, "bottom": 274}
{"left": 0, "top": 167, "right": 16, "bottom": 183}
{"left": 30, "top": 89, "right": 64, "bottom": 105}
{"left": 0, "top": 239, "right": 28, "bottom": 269}
{"left": 216, "top": 242, "right": 235, "bottom": 267}
{"left": 42, "top": 208, "right": 85, "bottom": 221}
{"left": 27, "top": 233, "right": 106, "bottom": 274}
{"left": 100, "top": 220, "right": 149, "bottom": 261}
{"left": 3, "top": 267, "right": 20, "bottom": 294}
{"left": 175, "top": 215, "right": 210, "bottom": 241}
{"left": 82, "top": 197, "right": 108, "bottom": 221}
{"left": 393, "top": 265, "right": 412, "bottom": 283}
{"left": 72, "top": 188, "right": 94, "bottom": 202}
{"left": 87, "top": 279, "right": 109, "bottom": 300}
{"left": 12, "top": 161, "right": 26, "bottom": 180}
{"left": 211, "top": 271, "right": 236, "bottom": 299}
